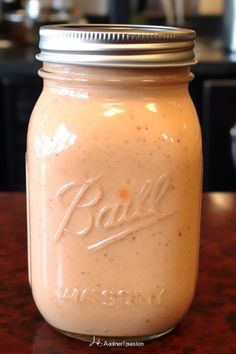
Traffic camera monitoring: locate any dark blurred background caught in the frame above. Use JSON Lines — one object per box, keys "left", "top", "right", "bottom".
{"left": 0, "top": 0, "right": 236, "bottom": 192}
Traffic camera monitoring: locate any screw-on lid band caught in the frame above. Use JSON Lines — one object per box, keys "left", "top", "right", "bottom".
{"left": 36, "top": 24, "right": 197, "bottom": 68}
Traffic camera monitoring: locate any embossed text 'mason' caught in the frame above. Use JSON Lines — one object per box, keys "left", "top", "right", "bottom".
{"left": 56, "top": 287, "right": 166, "bottom": 307}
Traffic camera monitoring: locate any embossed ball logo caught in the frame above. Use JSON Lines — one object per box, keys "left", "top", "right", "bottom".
{"left": 53, "top": 174, "right": 173, "bottom": 251}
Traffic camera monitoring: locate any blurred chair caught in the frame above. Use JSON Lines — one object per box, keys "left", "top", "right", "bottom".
{"left": 2, "top": 75, "right": 42, "bottom": 191}
{"left": 202, "top": 79, "right": 236, "bottom": 191}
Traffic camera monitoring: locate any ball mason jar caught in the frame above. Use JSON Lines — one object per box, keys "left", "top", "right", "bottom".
{"left": 26, "top": 24, "right": 202, "bottom": 341}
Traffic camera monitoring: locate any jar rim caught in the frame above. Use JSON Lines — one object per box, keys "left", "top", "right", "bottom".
{"left": 36, "top": 24, "right": 197, "bottom": 68}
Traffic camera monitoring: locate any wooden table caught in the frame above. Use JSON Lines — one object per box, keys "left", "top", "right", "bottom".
{"left": 0, "top": 193, "right": 236, "bottom": 354}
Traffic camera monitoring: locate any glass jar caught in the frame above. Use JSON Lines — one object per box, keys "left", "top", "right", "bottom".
{"left": 27, "top": 24, "right": 202, "bottom": 342}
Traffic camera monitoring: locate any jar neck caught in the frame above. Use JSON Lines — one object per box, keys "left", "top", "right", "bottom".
{"left": 39, "top": 62, "right": 193, "bottom": 88}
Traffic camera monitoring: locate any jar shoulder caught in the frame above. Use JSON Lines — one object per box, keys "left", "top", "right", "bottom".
{"left": 29, "top": 86, "right": 199, "bottom": 130}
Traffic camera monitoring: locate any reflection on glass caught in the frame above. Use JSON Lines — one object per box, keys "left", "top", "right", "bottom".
{"left": 146, "top": 103, "right": 157, "bottom": 113}
{"left": 103, "top": 103, "right": 124, "bottom": 117}
{"left": 35, "top": 123, "right": 77, "bottom": 157}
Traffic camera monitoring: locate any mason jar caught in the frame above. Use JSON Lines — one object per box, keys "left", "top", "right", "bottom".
{"left": 26, "top": 24, "right": 202, "bottom": 341}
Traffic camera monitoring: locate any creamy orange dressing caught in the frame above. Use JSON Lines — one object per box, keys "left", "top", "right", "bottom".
{"left": 27, "top": 64, "right": 202, "bottom": 338}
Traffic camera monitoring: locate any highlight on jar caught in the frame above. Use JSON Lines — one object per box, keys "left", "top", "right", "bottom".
{"left": 26, "top": 23, "right": 202, "bottom": 343}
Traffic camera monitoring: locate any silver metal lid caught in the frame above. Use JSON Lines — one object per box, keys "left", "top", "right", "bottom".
{"left": 36, "top": 24, "right": 196, "bottom": 67}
